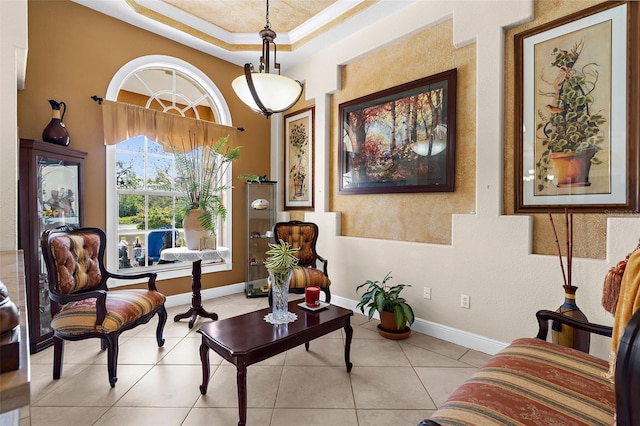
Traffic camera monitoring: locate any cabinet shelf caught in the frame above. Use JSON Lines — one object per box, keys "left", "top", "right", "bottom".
{"left": 246, "top": 181, "right": 277, "bottom": 298}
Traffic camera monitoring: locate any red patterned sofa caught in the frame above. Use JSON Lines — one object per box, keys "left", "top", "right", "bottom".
{"left": 420, "top": 309, "right": 640, "bottom": 426}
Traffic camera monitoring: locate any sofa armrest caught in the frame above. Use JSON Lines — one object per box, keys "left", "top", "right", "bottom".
{"left": 535, "top": 309, "right": 612, "bottom": 340}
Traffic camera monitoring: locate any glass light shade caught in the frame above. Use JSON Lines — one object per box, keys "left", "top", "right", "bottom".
{"left": 232, "top": 72, "right": 303, "bottom": 115}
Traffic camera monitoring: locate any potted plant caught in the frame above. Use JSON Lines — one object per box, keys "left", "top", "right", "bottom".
{"left": 536, "top": 41, "right": 605, "bottom": 190}
{"left": 356, "top": 272, "right": 415, "bottom": 339}
{"left": 172, "top": 133, "right": 241, "bottom": 250}
{"left": 264, "top": 239, "right": 299, "bottom": 323}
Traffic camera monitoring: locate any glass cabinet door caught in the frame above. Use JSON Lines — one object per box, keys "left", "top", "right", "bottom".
{"left": 246, "top": 181, "right": 277, "bottom": 297}
{"left": 37, "top": 158, "right": 82, "bottom": 339}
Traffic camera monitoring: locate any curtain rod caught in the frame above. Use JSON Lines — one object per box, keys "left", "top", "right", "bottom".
{"left": 90, "top": 95, "right": 245, "bottom": 131}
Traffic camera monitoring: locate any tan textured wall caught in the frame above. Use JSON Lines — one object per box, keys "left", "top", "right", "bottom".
{"left": 504, "top": 0, "right": 621, "bottom": 260}
{"left": 330, "top": 20, "right": 476, "bottom": 244}
{"left": 17, "top": 0, "right": 271, "bottom": 296}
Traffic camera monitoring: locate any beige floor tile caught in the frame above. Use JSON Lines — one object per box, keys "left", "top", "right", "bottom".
{"left": 33, "top": 364, "right": 153, "bottom": 406}
{"left": 284, "top": 339, "right": 347, "bottom": 367}
{"left": 92, "top": 336, "right": 181, "bottom": 366}
{"left": 357, "top": 409, "right": 435, "bottom": 426}
{"left": 182, "top": 407, "right": 273, "bottom": 426}
{"left": 93, "top": 406, "right": 191, "bottom": 426}
{"left": 159, "top": 336, "right": 224, "bottom": 365}
{"left": 414, "top": 366, "right": 478, "bottom": 407}
{"left": 29, "top": 406, "right": 109, "bottom": 426}
{"left": 115, "top": 364, "right": 203, "bottom": 407}
{"left": 459, "top": 348, "right": 492, "bottom": 367}
{"left": 350, "top": 313, "right": 372, "bottom": 326}
{"left": 350, "top": 339, "right": 410, "bottom": 366}
{"left": 24, "top": 297, "right": 482, "bottom": 425}
{"left": 130, "top": 316, "right": 194, "bottom": 339}
{"left": 196, "top": 365, "right": 283, "bottom": 408}
{"left": 40, "top": 339, "right": 108, "bottom": 365}
{"left": 29, "top": 362, "right": 91, "bottom": 404}
{"left": 400, "top": 341, "right": 473, "bottom": 367}
{"left": 271, "top": 408, "right": 358, "bottom": 426}
{"left": 350, "top": 366, "right": 435, "bottom": 410}
{"left": 349, "top": 323, "right": 384, "bottom": 340}
{"left": 275, "top": 366, "right": 354, "bottom": 409}
{"left": 404, "top": 332, "right": 469, "bottom": 360}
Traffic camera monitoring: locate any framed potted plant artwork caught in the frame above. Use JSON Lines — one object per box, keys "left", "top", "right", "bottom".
{"left": 338, "top": 69, "right": 457, "bottom": 194}
{"left": 284, "top": 106, "right": 314, "bottom": 210}
{"left": 514, "top": 1, "right": 639, "bottom": 212}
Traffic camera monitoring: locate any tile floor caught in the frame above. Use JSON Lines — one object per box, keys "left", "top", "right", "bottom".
{"left": 20, "top": 293, "right": 491, "bottom": 426}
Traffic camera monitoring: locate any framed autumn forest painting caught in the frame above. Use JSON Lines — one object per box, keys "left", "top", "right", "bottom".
{"left": 514, "top": 1, "right": 639, "bottom": 212}
{"left": 338, "top": 69, "right": 457, "bottom": 194}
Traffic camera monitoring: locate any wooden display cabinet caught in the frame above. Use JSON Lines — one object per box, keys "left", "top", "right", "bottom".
{"left": 18, "top": 139, "right": 86, "bottom": 353}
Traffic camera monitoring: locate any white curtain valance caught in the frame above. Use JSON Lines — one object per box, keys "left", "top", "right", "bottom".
{"left": 101, "top": 100, "right": 238, "bottom": 150}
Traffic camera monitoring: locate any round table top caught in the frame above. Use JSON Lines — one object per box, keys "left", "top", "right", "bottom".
{"left": 160, "top": 246, "right": 230, "bottom": 263}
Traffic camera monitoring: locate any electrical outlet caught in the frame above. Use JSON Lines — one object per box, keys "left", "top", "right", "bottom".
{"left": 423, "top": 287, "right": 431, "bottom": 299}
{"left": 460, "top": 294, "right": 470, "bottom": 309}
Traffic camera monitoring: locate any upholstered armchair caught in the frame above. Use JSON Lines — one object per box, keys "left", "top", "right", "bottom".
{"left": 270, "top": 221, "right": 331, "bottom": 304}
{"left": 40, "top": 226, "right": 167, "bottom": 387}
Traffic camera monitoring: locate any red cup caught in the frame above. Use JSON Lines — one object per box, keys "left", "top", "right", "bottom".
{"left": 305, "top": 286, "right": 321, "bottom": 308}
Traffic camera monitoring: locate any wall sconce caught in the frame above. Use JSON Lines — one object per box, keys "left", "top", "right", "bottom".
{"left": 232, "top": 0, "right": 303, "bottom": 118}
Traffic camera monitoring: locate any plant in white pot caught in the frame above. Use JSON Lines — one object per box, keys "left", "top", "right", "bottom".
{"left": 172, "top": 133, "right": 241, "bottom": 250}
{"left": 356, "top": 272, "right": 415, "bottom": 339}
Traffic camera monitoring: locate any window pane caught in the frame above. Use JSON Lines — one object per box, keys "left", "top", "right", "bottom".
{"left": 147, "top": 195, "right": 174, "bottom": 230}
{"left": 147, "top": 155, "right": 173, "bottom": 191}
{"left": 117, "top": 135, "right": 145, "bottom": 153}
{"left": 118, "top": 193, "right": 144, "bottom": 227}
{"left": 116, "top": 153, "right": 144, "bottom": 189}
{"left": 147, "top": 141, "right": 164, "bottom": 156}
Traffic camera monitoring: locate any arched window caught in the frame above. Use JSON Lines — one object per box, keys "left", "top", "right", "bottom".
{"left": 104, "top": 55, "right": 233, "bottom": 282}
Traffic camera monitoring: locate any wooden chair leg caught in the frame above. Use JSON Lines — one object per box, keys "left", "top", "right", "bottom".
{"left": 105, "top": 334, "right": 119, "bottom": 387}
{"left": 323, "top": 287, "right": 331, "bottom": 303}
{"left": 52, "top": 336, "right": 64, "bottom": 380}
{"left": 156, "top": 306, "right": 167, "bottom": 347}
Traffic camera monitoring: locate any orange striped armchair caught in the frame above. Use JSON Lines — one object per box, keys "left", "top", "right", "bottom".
{"left": 40, "top": 226, "right": 167, "bottom": 387}
{"left": 270, "top": 221, "right": 331, "bottom": 304}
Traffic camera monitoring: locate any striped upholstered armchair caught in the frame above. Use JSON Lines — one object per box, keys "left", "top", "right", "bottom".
{"left": 40, "top": 226, "right": 167, "bottom": 387}
{"left": 270, "top": 221, "right": 331, "bottom": 304}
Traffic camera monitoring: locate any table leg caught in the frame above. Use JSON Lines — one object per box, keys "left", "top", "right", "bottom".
{"left": 236, "top": 359, "right": 248, "bottom": 426}
{"left": 344, "top": 323, "right": 353, "bottom": 372}
{"left": 199, "top": 341, "right": 210, "bottom": 395}
{"left": 174, "top": 259, "right": 219, "bottom": 328}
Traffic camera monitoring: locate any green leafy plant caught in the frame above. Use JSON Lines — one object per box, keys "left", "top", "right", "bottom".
{"left": 356, "top": 272, "right": 415, "bottom": 329}
{"left": 171, "top": 133, "right": 241, "bottom": 232}
{"left": 535, "top": 41, "right": 605, "bottom": 190}
{"left": 265, "top": 239, "right": 299, "bottom": 288}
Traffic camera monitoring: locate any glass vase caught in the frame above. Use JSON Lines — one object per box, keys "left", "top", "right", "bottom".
{"left": 270, "top": 270, "right": 292, "bottom": 323}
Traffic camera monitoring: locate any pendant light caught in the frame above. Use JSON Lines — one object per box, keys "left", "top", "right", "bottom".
{"left": 232, "top": 0, "right": 303, "bottom": 118}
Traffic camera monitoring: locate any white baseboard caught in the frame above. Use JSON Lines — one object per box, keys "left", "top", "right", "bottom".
{"left": 170, "top": 286, "right": 508, "bottom": 356}
{"left": 329, "top": 294, "right": 508, "bottom": 356}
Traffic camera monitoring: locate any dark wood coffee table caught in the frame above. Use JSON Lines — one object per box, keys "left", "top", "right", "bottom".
{"left": 197, "top": 301, "right": 353, "bottom": 426}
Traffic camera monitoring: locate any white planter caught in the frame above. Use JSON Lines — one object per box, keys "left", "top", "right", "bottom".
{"left": 182, "top": 208, "right": 212, "bottom": 250}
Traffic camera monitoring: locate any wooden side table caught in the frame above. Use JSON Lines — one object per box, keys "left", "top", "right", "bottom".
{"left": 160, "top": 247, "right": 229, "bottom": 328}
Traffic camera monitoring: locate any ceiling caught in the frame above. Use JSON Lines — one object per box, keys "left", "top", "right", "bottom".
{"left": 71, "top": 0, "right": 416, "bottom": 71}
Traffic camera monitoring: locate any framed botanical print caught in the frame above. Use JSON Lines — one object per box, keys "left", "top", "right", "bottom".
{"left": 514, "top": 1, "right": 639, "bottom": 212}
{"left": 284, "top": 106, "right": 314, "bottom": 210}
